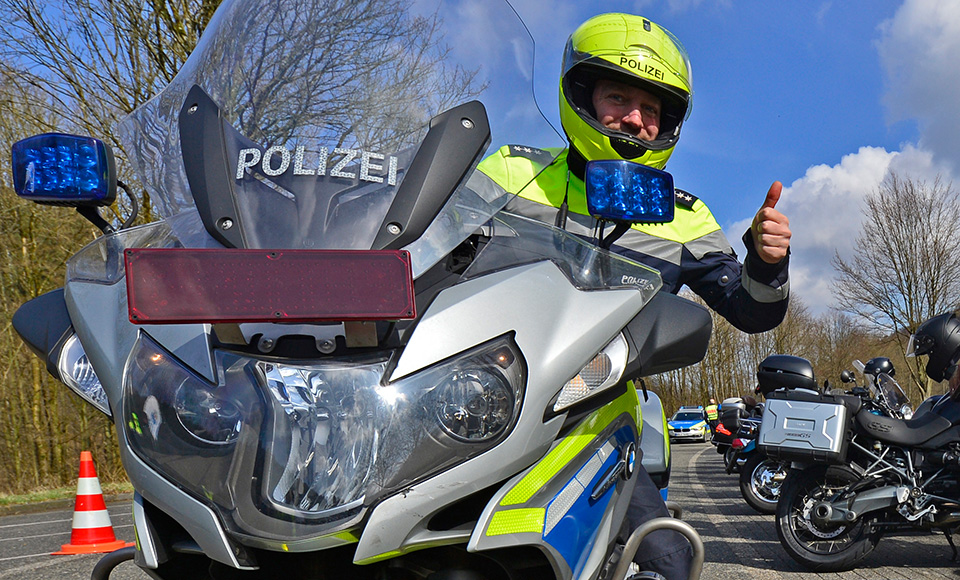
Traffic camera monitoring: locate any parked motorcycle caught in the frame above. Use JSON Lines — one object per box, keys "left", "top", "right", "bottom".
{"left": 719, "top": 401, "right": 789, "bottom": 516}
{"left": 712, "top": 397, "right": 746, "bottom": 469}
{"left": 739, "top": 357, "right": 913, "bottom": 517}
{"left": 716, "top": 397, "right": 758, "bottom": 473}
{"left": 756, "top": 350, "right": 960, "bottom": 572}
{"left": 9, "top": 1, "right": 713, "bottom": 579}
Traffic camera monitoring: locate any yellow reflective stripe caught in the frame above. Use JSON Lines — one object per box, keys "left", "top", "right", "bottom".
{"left": 486, "top": 508, "right": 546, "bottom": 536}
{"left": 630, "top": 204, "right": 721, "bottom": 245}
{"left": 661, "top": 404, "right": 671, "bottom": 466}
{"left": 479, "top": 145, "right": 567, "bottom": 207}
{"left": 500, "top": 388, "right": 640, "bottom": 506}
{"left": 330, "top": 531, "right": 360, "bottom": 543}
{"left": 355, "top": 550, "right": 403, "bottom": 565}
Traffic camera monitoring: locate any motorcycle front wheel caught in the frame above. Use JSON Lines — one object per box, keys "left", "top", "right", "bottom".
{"left": 775, "top": 465, "right": 880, "bottom": 572}
{"left": 739, "top": 455, "right": 786, "bottom": 514}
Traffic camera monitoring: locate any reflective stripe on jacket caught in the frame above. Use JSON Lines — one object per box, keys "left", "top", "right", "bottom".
{"left": 478, "top": 145, "right": 790, "bottom": 334}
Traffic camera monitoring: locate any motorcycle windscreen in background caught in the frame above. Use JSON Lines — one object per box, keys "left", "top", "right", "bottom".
{"left": 116, "top": 0, "right": 566, "bottom": 278}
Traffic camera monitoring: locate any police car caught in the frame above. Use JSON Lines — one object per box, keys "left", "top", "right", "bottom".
{"left": 667, "top": 406, "right": 709, "bottom": 443}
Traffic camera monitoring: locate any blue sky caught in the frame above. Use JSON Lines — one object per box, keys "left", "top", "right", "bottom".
{"left": 507, "top": 0, "right": 960, "bottom": 315}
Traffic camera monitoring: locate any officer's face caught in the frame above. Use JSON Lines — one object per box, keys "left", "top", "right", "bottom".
{"left": 592, "top": 79, "right": 661, "bottom": 141}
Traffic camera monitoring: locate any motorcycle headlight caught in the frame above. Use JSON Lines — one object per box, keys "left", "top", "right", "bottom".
{"left": 434, "top": 358, "right": 517, "bottom": 442}
{"left": 58, "top": 333, "right": 110, "bottom": 416}
{"left": 123, "top": 333, "right": 524, "bottom": 540}
{"left": 553, "top": 334, "right": 627, "bottom": 412}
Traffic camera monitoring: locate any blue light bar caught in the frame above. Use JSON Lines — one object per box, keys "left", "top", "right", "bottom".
{"left": 11, "top": 133, "right": 116, "bottom": 206}
{"left": 585, "top": 159, "right": 674, "bottom": 223}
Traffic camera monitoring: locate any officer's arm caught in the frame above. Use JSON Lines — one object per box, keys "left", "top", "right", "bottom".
{"left": 683, "top": 236, "right": 789, "bottom": 334}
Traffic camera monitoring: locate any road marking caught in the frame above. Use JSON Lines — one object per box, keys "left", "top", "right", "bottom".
{"left": 0, "top": 519, "right": 72, "bottom": 529}
{"left": 0, "top": 523, "right": 132, "bottom": 543}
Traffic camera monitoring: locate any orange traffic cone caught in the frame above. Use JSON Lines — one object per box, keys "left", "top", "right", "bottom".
{"left": 52, "top": 451, "right": 135, "bottom": 555}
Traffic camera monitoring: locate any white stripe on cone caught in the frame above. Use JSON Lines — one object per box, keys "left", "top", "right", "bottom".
{"left": 72, "top": 509, "right": 114, "bottom": 530}
{"left": 76, "top": 476, "right": 103, "bottom": 496}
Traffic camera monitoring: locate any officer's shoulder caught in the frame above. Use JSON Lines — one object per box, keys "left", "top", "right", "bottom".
{"left": 503, "top": 144, "right": 559, "bottom": 164}
{"left": 674, "top": 187, "right": 701, "bottom": 210}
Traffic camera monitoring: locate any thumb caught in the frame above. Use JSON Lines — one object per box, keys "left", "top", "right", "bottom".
{"left": 761, "top": 181, "right": 783, "bottom": 210}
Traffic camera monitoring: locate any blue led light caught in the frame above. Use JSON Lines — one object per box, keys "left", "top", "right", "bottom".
{"left": 584, "top": 160, "right": 675, "bottom": 223}
{"left": 11, "top": 133, "right": 116, "bottom": 206}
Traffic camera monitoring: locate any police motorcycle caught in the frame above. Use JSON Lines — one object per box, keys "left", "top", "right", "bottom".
{"left": 9, "top": 1, "right": 715, "bottom": 579}
{"left": 755, "top": 344, "right": 960, "bottom": 572}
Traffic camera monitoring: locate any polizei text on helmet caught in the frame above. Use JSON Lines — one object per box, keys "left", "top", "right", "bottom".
{"left": 619, "top": 56, "right": 664, "bottom": 81}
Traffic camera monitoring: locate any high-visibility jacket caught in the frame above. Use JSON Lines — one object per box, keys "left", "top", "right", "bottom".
{"left": 705, "top": 404, "right": 719, "bottom": 421}
{"left": 478, "top": 145, "right": 790, "bottom": 334}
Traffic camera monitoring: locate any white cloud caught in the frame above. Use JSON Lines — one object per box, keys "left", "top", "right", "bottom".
{"left": 878, "top": 0, "right": 960, "bottom": 173}
{"left": 730, "top": 145, "right": 944, "bottom": 315}
{"left": 723, "top": 0, "right": 960, "bottom": 316}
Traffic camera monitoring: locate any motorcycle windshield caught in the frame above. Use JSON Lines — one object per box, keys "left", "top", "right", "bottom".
{"left": 117, "top": 0, "right": 565, "bottom": 278}
{"left": 877, "top": 373, "right": 910, "bottom": 410}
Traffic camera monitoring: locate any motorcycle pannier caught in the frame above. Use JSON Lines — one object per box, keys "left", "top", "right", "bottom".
{"left": 757, "top": 391, "right": 851, "bottom": 463}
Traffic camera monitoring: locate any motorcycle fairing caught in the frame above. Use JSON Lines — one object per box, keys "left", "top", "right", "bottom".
{"left": 392, "top": 261, "right": 649, "bottom": 381}
{"left": 542, "top": 425, "right": 637, "bottom": 578}
{"left": 466, "top": 388, "right": 641, "bottom": 579}
{"left": 350, "top": 261, "right": 651, "bottom": 565}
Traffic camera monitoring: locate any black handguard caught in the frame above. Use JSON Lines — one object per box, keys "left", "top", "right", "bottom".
{"left": 621, "top": 291, "right": 712, "bottom": 379}
{"left": 13, "top": 287, "right": 73, "bottom": 379}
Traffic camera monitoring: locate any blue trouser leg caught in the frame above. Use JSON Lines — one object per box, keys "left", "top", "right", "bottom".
{"left": 626, "top": 467, "right": 693, "bottom": 580}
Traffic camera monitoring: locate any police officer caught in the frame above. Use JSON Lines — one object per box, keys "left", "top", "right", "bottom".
{"left": 705, "top": 398, "right": 719, "bottom": 435}
{"left": 479, "top": 12, "right": 791, "bottom": 580}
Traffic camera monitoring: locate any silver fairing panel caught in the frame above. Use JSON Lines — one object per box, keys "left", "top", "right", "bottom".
{"left": 356, "top": 260, "right": 647, "bottom": 563}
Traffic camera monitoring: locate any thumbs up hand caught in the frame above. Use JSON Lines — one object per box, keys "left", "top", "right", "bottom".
{"left": 751, "top": 181, "right": 791, "bottom": 264}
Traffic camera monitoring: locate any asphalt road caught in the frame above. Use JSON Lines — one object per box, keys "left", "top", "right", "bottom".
{"left": 0, "top": 497, "right": 146, "bottom": 579}
{"left": 0, "top": 444, "right": 956, "bottom": 579}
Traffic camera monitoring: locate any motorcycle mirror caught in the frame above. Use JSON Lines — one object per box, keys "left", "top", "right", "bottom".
{"left": 11, "top": 133, "right": 117, "bottom": 207}
{"left": 840, "top": 370, "right": 855, "bottom": 383}
{"left": 584, "top": 159, "right": 675, "bottom": 224}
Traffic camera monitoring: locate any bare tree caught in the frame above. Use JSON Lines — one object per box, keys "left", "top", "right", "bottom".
{"left": 832, "top": 173, "right": 960, "bottom": 398}
{"left": 0, "top": 0, "right": 483, "bottom": 228}
{"left": 0, "top": 0, "right": 218, "bottom": 148}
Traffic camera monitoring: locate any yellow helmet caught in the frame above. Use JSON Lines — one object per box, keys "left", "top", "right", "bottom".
{"left": 560, "top": 13, "right": 693, "bottom": 169}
